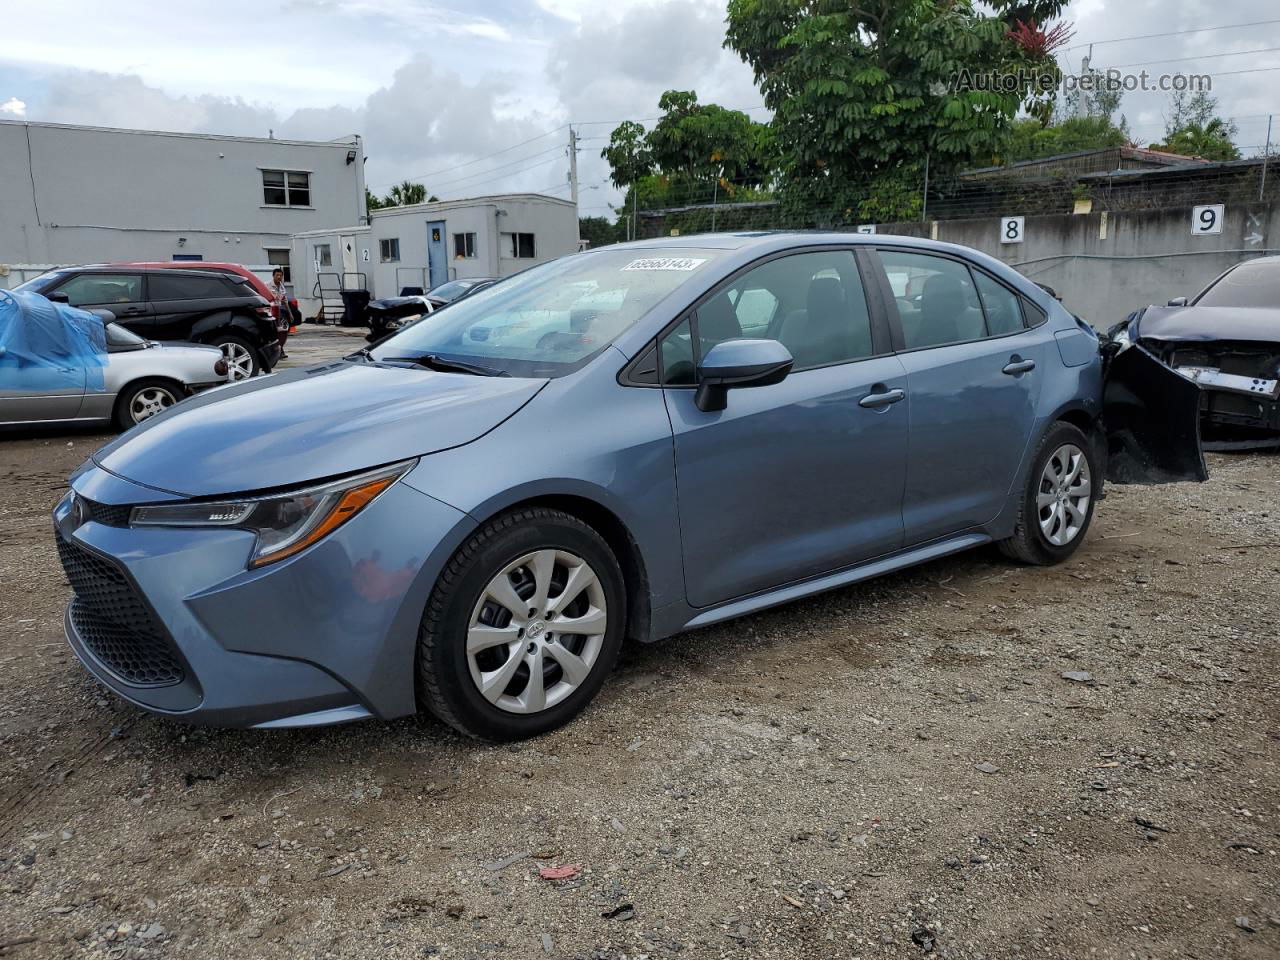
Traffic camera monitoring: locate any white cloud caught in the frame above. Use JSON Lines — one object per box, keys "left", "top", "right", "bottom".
{"left": 0, "top": 97, "right": 25, "bottom": 117}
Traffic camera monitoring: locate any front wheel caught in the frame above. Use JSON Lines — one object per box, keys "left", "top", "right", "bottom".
{"left": 417, "top": 508, "right": 625, "bottom": 740}
{"left": 998, "top": 421, "right": 1098, "bottom": 565}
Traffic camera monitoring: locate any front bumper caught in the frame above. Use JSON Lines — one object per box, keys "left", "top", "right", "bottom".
{"left": 259, "top": 340, "right": 283, "bottom": 370}
{"left": 55, "top": 464, "right": 474, "bottom": 727}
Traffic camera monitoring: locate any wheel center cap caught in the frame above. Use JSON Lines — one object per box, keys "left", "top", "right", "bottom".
{"left": 526, "top": 620, "right": 547, "bottom": 641}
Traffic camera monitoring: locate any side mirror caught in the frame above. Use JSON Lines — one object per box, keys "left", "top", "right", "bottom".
{"left": 1167, "top": 296, "right": 1189, "bottom": 307}
{"left": 694, "top": 339, "right": 794, "bottom": 413}
{"left": 46, "top": 292, "right": 70, "bottom": 304}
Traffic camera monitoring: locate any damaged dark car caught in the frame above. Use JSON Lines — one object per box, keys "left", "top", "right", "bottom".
{"left": 1112, "top": 256, "right": 1280, "bottom": 450}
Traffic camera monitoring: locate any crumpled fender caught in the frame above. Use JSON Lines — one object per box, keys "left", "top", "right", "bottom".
{"left": 1102, "top": 341, "right": 1209, "bottom": 484}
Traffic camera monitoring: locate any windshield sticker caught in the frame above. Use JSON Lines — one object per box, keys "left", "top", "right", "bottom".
{"left": 621, "top": 257, "right": 708, "bottom": 272}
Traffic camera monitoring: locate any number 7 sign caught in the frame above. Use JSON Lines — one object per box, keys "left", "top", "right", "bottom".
{"left": 1192, "top": 205, "right": 1224, "bottom": 236}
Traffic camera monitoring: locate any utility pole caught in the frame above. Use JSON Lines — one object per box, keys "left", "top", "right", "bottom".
{"left": 567, "top": 126, "right": 579, "bottom": 206}
{"left": 1261, "top": 114, "right": 1273, "bottom": 202}
{"left": 1078, "top": 46, "right": 1093, "bottom": 119}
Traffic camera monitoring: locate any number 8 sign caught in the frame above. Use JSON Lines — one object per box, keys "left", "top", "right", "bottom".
{"left": 1192, "top": 204, "right": 1224, "bottom": 236}
{"left": 1000, "top": 216, "right": 1025, "bottom": 244}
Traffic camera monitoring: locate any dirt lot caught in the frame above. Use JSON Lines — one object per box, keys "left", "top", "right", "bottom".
{"left": 1, "top": 328, "right": 1277, "bottom": 959}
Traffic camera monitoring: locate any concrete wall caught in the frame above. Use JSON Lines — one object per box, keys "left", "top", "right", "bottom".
{"left": 0, "top": 120, "right": 365, "bottom": 267}
{"left": 877, "top": 201, "right": 1280, "bottom": 327}
{"left": 290, "top": 194, "right": 579, "bottom": 312}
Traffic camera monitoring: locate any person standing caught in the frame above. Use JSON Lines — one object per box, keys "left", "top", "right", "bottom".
{"left": 267, "top": 268, "right": 291, "bottom": 360}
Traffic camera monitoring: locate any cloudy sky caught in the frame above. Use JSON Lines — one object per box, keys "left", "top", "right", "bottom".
{"left": 2, "top": 0, "right": 1278, "bottom": 218}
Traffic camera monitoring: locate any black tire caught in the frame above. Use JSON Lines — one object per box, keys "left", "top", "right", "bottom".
{"left": 113, "top": 378, "right": 183, "bottom": 431}
{"left": 208, "top": 333, "right": 260, "bottom": 380}
{"left": 417, "top": 508, "right": 626, "bottom": 741}
{"left": 998, "top": 421, "right": 1099, "bottom": 565}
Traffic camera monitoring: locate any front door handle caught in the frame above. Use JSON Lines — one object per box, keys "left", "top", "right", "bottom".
{"left": 859, "top": 387, "right": 906, "bottom": 409}
{"left": 1003, "top": 357, "right": 1036, "bottom": 376}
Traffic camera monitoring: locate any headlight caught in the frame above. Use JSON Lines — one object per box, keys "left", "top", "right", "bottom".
{"left": 129, "top": 460, "right": 416, "bottom": 567}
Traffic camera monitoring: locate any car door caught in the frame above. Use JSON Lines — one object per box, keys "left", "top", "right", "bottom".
{"left": 869, "top": 248, "right": 1050, "bottom": 545}
{"left": 147, "top": 272, "right": 234, "bottom": 340}
{"left": 49, "top": 272, "right": 151, "bottom": 331}
{"left": 660, "top": 249, "right": 909, "bottom": 608}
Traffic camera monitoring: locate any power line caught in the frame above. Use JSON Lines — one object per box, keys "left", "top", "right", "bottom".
{"left": 369, "top": 124, "right": 567, "bottom": 190}
{"left": 1064, "top": 18, "right": 1280, "bottom": 52}
{"left": 427, "top": 146, "right": 565, "bottom": 193}
{"left": 1110, "top": 45, "right": 1280, "bottom": 70}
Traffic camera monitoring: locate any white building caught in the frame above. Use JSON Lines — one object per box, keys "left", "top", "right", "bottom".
{"left": 0, "top": 119, "right": 366, "bottom": 286}
{"left": 289, "top": 194, "right": 580, "bottom": 315}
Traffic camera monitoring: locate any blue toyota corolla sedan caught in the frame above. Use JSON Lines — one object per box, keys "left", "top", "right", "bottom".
{"left": 53, "top": 233, "right": 1205, "bottom": 739}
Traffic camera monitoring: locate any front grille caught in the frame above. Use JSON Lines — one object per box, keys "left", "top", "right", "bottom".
{"left": 56, "top": 532, "right": 184, "bottom": 687}
{"left": 83, "top": 498, "right": 131, "bottom": 527}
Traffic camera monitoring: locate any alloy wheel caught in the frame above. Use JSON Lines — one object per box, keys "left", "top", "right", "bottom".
{"left": 1038, "top": 443, "right": 1092, "bottom": 547}
{"left": 129, "top": 386, "right": 177, "bottom": 424}
{"left": 466, "top": 549, "right": 607, "bottom": 715}
{"left": 220, "top": 342, "right": 256, "bottom": 380}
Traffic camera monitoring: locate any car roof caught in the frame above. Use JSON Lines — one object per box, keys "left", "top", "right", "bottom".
{"left": 72, "top": 264, "right": 245, "bottom": 280}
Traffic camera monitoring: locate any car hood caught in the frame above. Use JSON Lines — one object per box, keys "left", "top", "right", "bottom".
{"left": 1135, "top": 305, "right": 1280, "bottom": 344}
{"left": 93, "top": 360, "right": 547, "bottom": 497}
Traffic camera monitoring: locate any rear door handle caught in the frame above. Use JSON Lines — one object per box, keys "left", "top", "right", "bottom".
{"left": 859, "top": 387, "right": 906, "bottom": 409}
{"left": 1003, "top": 357, "right": 1036, "bottom": 376}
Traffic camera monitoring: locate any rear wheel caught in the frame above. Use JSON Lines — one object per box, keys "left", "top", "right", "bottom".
{"left": 417, "top": 508, "right": 625, "bottom": 740}
{"left": 209, "top": 334, "right": 259, "bottom": 380}
{"left": 999, "top": 421, "right": 1098, "bottom": 565}
{"left": 114, "top": 378, "right": 182, "bottom": 430}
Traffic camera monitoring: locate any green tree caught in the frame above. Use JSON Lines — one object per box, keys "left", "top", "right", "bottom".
{"left": 383, "top": 181, "right": 439, "bottom": 207}
{"left": 365, "top": 188, "right": 386, "bottom": 212}
{"left": 601, "top": 121, "right": 654, "bottom": 189}
{"left": 724, "top": 0, "right": 1069, "bottom": 221}
{"left": 1149, "top": 91, "right": 1239, "bottom": 161}
{"left": 1003, "top": 115, "right": 1127, "bottom": 164}
{"left": 578, "top": 215, "right": 622, "bottom": 248}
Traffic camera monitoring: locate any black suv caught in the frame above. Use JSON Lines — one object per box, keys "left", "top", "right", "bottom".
{"left": 17, "top": 266, "right": 281, "bottom": 379}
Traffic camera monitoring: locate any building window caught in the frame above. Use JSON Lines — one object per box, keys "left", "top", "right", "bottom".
{"left": 503, "top": 232, "right": 535, "bottom": 258}
{"left": 453, "top": 232, "right": 477, "bottom": 259}
{"left": 314, "top": 243, "right": 332, "bottom": 268}
{"left": 263, "top": 169, "right": 312, "bottom": 207}
{"left": 265, "top": 248, "right": 292, "bottom": 282}
{"left": 380, "top": 238, "right": 401, "bottom": 263}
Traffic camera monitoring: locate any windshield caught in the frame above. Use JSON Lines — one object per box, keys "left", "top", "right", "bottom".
{"left": 13, "top": 270, "right": 66, "bottom": 293}
{"left": 1195, "top": 260, "right": 1280, "bottom": 308}
{"left": 370, "top": 248, "right": 722, "bottom": 377}
{"left": 105, "top": 322, "right": 146, "bottom": 347}
{"left": 429, "top": 279, "right": 479, "bottom": 302}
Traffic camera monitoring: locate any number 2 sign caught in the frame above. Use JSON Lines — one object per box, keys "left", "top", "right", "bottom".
{"left": 1000, "top": 216, "right": 1025, "bottom": 244}
{"left": 1192, "top": 204, "right": 1224, "bottom": 236}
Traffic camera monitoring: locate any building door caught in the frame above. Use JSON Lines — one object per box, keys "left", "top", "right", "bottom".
{"left": 427, "top": 221, "right": 447, "bottom": 289}
{"left": 339, "top": 234, "right": 359, "bottom": 283}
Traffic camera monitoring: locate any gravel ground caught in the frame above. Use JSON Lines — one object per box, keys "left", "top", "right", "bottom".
{"left": 0, "top": 327, "right": 1277, "bottom": 959}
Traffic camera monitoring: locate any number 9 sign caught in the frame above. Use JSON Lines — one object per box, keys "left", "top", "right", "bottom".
{"left": 1192, "top": 204, "right": 1224, "bottom": 236}
{"left": 1000, "top": 216, "right": 1025, "bottom": 244}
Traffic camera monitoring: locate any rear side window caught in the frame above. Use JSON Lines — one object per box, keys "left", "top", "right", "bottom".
{"left": 55, "top": 273, "right": 143, "bottom": 306}
{"left": 148, "top": 273, "right": 233, "bottom": 301}
{"left": 973, "top": 271, "right": 1025, "bottom": 336}
{"left": 877, "top": 251, "right": 984, "bottom": 349}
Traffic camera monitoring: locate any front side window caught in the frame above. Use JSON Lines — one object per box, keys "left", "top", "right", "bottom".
{"left": 454, "top": 233, "right": 477, "bottom": 259}
{"left": 370, "top": 247, "right": 723, "bottom": 378}
{"left": 878, "top": 250, "right": 985, "bottom": 349}
{"left": 380, "top": 238, "right": 401, "bottom": 263}
{"left": 660, "top": 318, "right": 696, "bottom": 385}
{"left": 697, "top": 251, "right": 875, "bottom": 370}
{"left": 55, "top": 273, "right": 143, "bottom": 306}
{"left": 263, "top": 169, "right": 311, "bottom": 207}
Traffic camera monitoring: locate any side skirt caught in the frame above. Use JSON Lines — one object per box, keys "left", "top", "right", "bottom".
{"left": 677, "top": 532, "right": 992, "bottom": 633}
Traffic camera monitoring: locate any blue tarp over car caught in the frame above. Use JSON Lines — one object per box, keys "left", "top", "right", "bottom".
{"left": 0, "top": 289, "right": 108, "bottom": 392}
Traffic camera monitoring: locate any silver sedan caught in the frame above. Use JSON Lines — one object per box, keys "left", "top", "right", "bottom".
{"left": 1, "top": 316, "right": 229, "bottom": 431}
